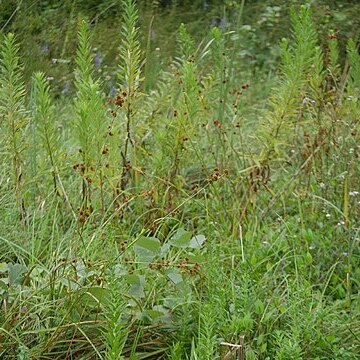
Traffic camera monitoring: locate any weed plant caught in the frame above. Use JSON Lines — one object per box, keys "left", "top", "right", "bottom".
{"left": 0, "top": 1, "right": 359, "bottom": 359}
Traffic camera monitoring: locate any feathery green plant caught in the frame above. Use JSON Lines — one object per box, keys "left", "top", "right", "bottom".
{"left": 31, "top": 72, "right": 59, "bottom": 195}
{"left": 327, "top": 34, "right": 340, "bottom": 84}
{"left": 346, "top": 38, "right": 360, "bottom": 93}
{"left": 168, "top": 23, "right": 200, "bottom": 185}
{"left": 74, "top": 20, "right": 107, "bottom": 213}
{"left": 195, "top": 304, "right": 218, "bottom": 359}
{"left": 102, "top": 280, "right": 129, "bottom": 360}
{"left": 260, "top": 5, "right": 323, "bottom": 162}
{"left": 0, "top": 33, "right": 27, "bottom": 223}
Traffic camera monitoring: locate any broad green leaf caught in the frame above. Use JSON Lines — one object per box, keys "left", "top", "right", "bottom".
{"left": 0, "top": 278, "right": 8, "bottom": 290}
{"left": 169, "top": 229, "right": 192, "bottom": 248}
{"left": 134, "top": 236, "right": 160, "bottom": 261}
{"left": 124, "top": 274, "right": 145, "bottom": 299}
{"left": 60, "top": 277, "right": 79, "bottom": 290}
{"left": 189, "top": 234, "right": 206, "bottom": 249}
{"left": 8, "top": 263, "right": 28, "bottom": 286}
{"left": 80, "top": 286, "right": 110, "bottom": 307}
{"left": 129, "top": 285, "right": 145, "bottom": 299}
{"left": 160, "top": 243, "right": 171, "bottom": 255}
{"left": 166, "top": 269, "right": 183, "bottom": 284}
{"left": 135, "top": 236, "right": 160, "bottom": 252}
{"left": 0, "top": 262, "right": 8, "bottom": 273}
{"left": 188, "top": 253, "right": 205, "bottom": 263}
{"left": 124, "top": 274, "right": 144, "bottom": 285}
{"left": 139, "top": 306, "right": 171, "bottom": 325}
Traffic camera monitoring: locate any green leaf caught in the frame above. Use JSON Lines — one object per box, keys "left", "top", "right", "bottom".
{"left": 124, "top": 274, "right": 145, "bottom": 299}
{"left": 0, "top": 262, "right": 8, "bottom": 273}
{"left": 78, "top": 286, "right": 110, "bottom": 308}
{"left": 166, "top": 269, "right": 183, "bottom": 284}
{"left": 8, "top": 263, "right": 28, "bottom": 286}
{"left": 189, "top": 234, "right": 206, "bottom": 249}
{"left": 0, "top": 279, "right": 8, "bottom": 290}
{"left": 134, "top": 236, "right": 160, "bottom": 261}
{"left": 169, "top": 229, "right": 192, "bottom": 248}
{"left": 124, "top": 274, "right": 143, "bottom": 285}
{"left": 188, "top": 253, "right": 205, "bottom": 263}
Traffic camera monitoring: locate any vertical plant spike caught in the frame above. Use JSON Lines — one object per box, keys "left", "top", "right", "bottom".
{"left": 178, "top": 23, "right": 194, "bottom": 61}
{"left": 31, "top": 72, "right": 58, "bottom": 195}
{"left": 346, "top": 39, "right": 360, "bottom": 93}
{"left": 0, "top": 33, "right": 28, "bottom": 222}
{"left": 74, "top": 20, "right": 106, "bottom": 211}
{"left": 211, "top": 26, "right": 227, "bottom": 123}
{"left": 259, "top": 5, "right": 322, "bottom": 161}
{"left": 117, "top": 0, "right": 142, "bottom": 193}
{"left": 209, "top": 26, "right": 229, "bottom": 164}
{"left": 196, "top": 305, "right": 217, "bottom": 359}
{"left": 327, "top": 35, "right": 340, "bottom": 83}
{"left": 102, "top": 282, "right": 129, "bottom": 360}
{"left": 167, "top": 24, "right": 200, "bottom": 185}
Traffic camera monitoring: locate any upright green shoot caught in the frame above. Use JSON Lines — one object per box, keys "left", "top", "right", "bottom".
{"left": 117, "top": 0, "right": 142, "bottom": 194}
{"left": 31, "top": 72, "right": 59, "bottom": 195}
{"left": 0, "top": 33, "right": 27, "bottom": 223}
{"left": 74, "top": 20, "right": 106, "bottom": 213}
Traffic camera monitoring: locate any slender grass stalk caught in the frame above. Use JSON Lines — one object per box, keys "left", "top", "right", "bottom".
{"left": 117, "top": 0, "right": 142, "bottom": 194}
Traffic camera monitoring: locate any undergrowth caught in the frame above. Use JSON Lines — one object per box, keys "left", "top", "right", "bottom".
{"left": 0, "top": 1, "right": 359, "bottom": 359}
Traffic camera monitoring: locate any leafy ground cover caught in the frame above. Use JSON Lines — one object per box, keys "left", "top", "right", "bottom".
{"left": 0, "top": 1, "right": 359, "bottom": 359}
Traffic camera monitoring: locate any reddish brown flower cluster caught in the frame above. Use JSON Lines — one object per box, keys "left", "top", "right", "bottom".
{"left": 149, "top": 258, "right": 201, "bottom": 277}
{"left": 115, "top": 91, "right": 127, "bottom": 108}
{"left": 177, "top": 259, "right": 201, "bottom": 276}
{"left": 101, "top": 147, "right": 109, "bottom": 155}
{"left": 149, "top": 260, "right": 171, "bottom": 270}
{"left": 214, "top": 119, "right": 221, "bottom": 128}
{"left": 249, "top": 165, "right": 270, "bottom": 192}
{"left": 76, "top": 205, "right": 93, "bottom": 223}
{"left": 208, "top": 167, "right": 228, "bottom": 182}
{"left": 120, "top": 240, "right": 127, "bottom": 252}
{"left": 191, "top": 183, "right": 199, "bottom": 192}
{"left": 73, "top": 162, "right": 86, "bottom": 174}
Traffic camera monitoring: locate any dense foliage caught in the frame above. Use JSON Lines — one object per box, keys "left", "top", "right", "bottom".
{"left": 0, "top": 1, "right": 359, "bottom": 359}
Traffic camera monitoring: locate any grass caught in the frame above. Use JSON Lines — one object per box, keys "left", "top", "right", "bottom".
{"left": 0, "top": 1, "right": 359, "bottom": 359}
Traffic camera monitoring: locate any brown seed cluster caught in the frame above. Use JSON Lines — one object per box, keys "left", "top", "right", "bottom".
{"left": 214, "top": 119, "right": 221, "bottom": 128}
{"left": 115, "top": 91, "right": 127, "bottom": 108}
{"left": 208, "top": 167, "right": 228, "bottom": 182}
{"left": 149, "top": 260, "right": 171, "bottom": 270}
{"left": 120, "top": 240, "right": 127, "bottom": 252}
{"left": 73, "top": 162, "right": 87, "bottom": 174}
{"left": 177, "top": 259, "right": 201, "bottom": 276}
{"left": 77, "top": 205, "right": 93, "bottom": 223}
{"left": 149, "top": 258, "right": 201, "bottom": 276}
{"left": 249, "top": 165, "right": 270, "bottom": 192}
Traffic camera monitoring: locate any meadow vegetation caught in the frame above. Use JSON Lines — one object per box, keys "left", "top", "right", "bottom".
{"left": 0, "top": 0, "right": 359, "bottom": 359}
